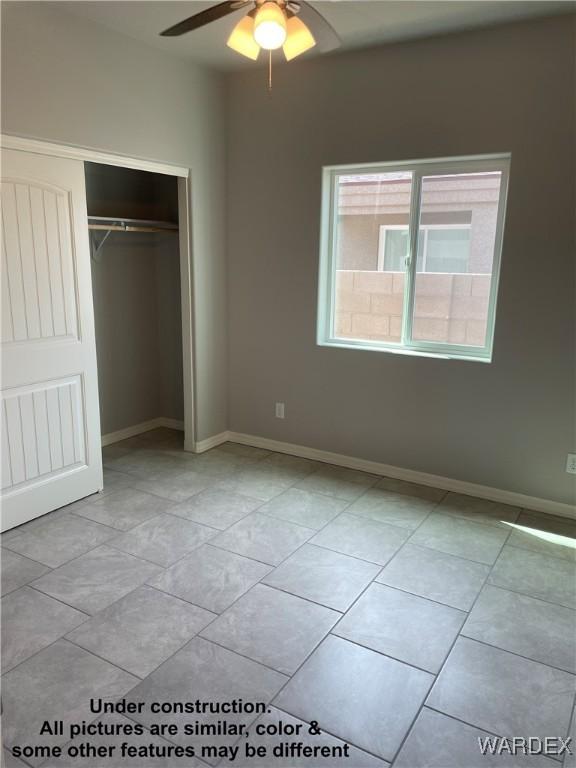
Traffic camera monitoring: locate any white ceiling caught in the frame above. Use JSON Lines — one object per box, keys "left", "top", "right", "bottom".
{"left": 54, "top": 0, "right": 575, "bottom": 71}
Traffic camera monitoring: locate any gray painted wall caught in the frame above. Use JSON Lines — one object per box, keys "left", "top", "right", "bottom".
{"left": 1, "top": 0, "right": 228, "bottom": 441}
{"left": 91, "top": 234, "right": 183, "bottom": 436}
{"left": 156, "top": 235, "right": 185, "bottom": 423}
{"left": 226, "top": 16, "right": 575, "bottom": 504}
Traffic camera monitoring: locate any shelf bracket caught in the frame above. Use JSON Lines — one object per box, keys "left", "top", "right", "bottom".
{"left": 90, "top": 228, "right": 114, "bottom": 262}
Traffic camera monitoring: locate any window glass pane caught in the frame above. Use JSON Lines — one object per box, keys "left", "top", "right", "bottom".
{"left": 415, "top": 233, "right": 426, "bottom": 272}
{"left": 382, "top": 229, "right": 408, "bottom": 271}
{"left": 412, "top": 171, "right": 503, "bottom": 347}
{"left": 334, "top": 171, "right": 412, "bottom": 344}
{"left": 423, "top": 228, "right": 470, "bottom": 273}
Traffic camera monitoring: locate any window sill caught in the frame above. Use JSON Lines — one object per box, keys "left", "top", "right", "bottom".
{"left": 317, "top": 337, "right": 492, "bottom": 363}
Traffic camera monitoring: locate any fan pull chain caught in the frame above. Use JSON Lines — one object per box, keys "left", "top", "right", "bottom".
{"left": 268, "top": 50, "right": 273, "bottom": 92}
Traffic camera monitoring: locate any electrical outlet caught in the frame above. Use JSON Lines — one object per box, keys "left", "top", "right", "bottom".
{"left": 275, "top": 402, "right": 285, "bottom": 419}
{"left": 567, "top": 454, "right": 576, "bottom": 475}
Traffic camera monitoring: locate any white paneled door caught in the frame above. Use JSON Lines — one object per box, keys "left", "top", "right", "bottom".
{"left": 1, "top": 148, "right": 102, "bottom": 531}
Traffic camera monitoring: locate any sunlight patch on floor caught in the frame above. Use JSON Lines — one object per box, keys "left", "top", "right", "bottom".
{"left": 503, "top": 521, "right": 575, "bottom": 550}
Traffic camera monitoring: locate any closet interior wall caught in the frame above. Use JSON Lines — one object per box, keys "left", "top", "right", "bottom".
{"left": 85, "top": 162, "right": 184, "bottom": 438}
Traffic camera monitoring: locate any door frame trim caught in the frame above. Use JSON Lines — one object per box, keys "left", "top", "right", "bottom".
{"left": 1, "top": 134, "right": 189, "bottom": 178}
{"left": 1, "top": 133, "right": 197, "bottom": 452}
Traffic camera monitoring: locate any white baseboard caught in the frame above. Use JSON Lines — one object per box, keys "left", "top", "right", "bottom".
{"left": 227, "top": 431, "right": 575, "bottom": 520}
{"left": 101, "top": 418, "right": 184, "bottom": 447}
{"left": 115, "top": 422, "right": 573, "bottom": 518}
{"left": 159, "top": 418, "right": 185, "bottom": 432}
{"left": 193, "top": 431, "right": 230, "bottom": 454}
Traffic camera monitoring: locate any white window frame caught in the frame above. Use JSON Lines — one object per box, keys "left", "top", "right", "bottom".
{"left": 317, "top": 153, "right": 511, "bottom": 363}
{"left": 377, "top": 223, "right": 472, "bottom": 273}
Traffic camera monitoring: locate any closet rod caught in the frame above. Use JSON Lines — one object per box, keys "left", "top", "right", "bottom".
{"left": 88, "top": 216, "right": 179, "bottom": 234}
{"left": 88, "top": 217, "right": 178, "bottom": 261}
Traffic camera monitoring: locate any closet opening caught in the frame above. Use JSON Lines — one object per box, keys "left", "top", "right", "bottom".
{"left": 84, "top": 161, "right": 187, "bottom": 455}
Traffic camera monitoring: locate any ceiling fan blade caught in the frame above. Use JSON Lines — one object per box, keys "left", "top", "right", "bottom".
{"left": 160, "top": 1, "right": 251, "bottom": 37}
{"left": 293, "top": 1, "right": 340, "bottom": 52}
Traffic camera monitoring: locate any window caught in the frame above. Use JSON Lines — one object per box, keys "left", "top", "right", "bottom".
{"left": 318, "top": 155, "right": 510, "bottom": 361}
{"left": 379, "top": 225, "right": 472, "bottom": 274}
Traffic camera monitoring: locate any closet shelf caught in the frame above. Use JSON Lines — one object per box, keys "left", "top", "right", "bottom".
{"left": 88, "top": 217, "right": 179, "bottom": 261}
{"left": 88, "top": 216, "right": 179, "bottom": 233}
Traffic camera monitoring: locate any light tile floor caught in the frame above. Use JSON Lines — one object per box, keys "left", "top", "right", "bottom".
{"left": 1, "top": 428, "right": 575, "bottom": 767}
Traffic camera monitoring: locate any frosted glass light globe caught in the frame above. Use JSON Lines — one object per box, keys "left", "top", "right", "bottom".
{"left": 253, "top": 2, "right": 287, "bottom": 50}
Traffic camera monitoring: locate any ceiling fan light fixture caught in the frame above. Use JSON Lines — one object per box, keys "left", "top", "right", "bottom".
{"left": 283, "top": 15, "right": 316, "bottom": 61}
{"left": 227, "top": 15, "right": 261, "bottom": 59}
{"left": 253, "top": 1, "right": 287, "bottom": 50}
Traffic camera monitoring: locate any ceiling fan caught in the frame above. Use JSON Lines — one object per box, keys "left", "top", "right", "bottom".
{"left": 160, "top": 0, "right": 340, "bottom": 64}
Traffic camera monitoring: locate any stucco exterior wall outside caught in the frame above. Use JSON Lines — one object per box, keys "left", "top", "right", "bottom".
{"left": 336, "top": 270, "right": 491, "bottom": 347}
{"left": 338, "top": 173, "right": 501, "bottom": 274}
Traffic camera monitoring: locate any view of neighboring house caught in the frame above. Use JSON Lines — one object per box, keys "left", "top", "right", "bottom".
{"left": 335, "top": 172, "right": 502, "bottom": 346}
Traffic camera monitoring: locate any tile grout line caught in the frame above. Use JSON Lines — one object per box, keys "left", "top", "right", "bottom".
{"left": 455, "top": 633, "right": 576, "bottom": 677}
{"left": 563, "top": 697, "right": 576, "bottom": 765}
{"left": 254, "top": 580, "right": 348, "bottom": 614}
{"left": 16, "top": 537, "right": 167, "bottom": 639}
{"left": 268, "top": 701, "right": 394, "bottom": 765}
{"left": 192, "top": 633, "right": 297, "bottom": 680}
{"left": 377, "top": 572, "right": 576, "bottom": 614}
{"left": 326, "top": 632, "right": 443, "bottom": 677}
{"left": 486, "top": 561, "right": 576, "bottom": 611}
{"left": 1, "top": 634, "right": 111, "bottom": 682}
{"left": 301, "top": 488, "right": 445, "bottom": 570}
{"left": 63, "top": 635, "right": 154, "bottom": 682}
{"left": 2, "top": 524, "right": 122, "bottom": 571}
{"left": 421, "top": 704, "right": 526, "bottom": 741}
{"left": 500, "top": 540, "right": 576, "bottom": 563}
{"left": 164, "top": 487, "right": 268, "bottom": 533}
{"left": 104, "top": 529, "right": 219, "bottom": 571}
{"left": 1, "top": 513, "right": 125, "bottom": 566}
{"left": 372, "top": 577, "right": 480, "bottom": 612}
{"left": 467, "top": 580, "right": 576, "bottom": 614}
{"left": 24, "top": 584, "right": 93, "bottom": 618}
